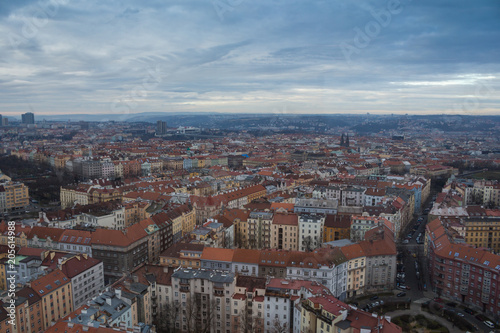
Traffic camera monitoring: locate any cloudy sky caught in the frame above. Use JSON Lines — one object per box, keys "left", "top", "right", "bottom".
{"left": 1, "top": 0, "right": 499, "bottom": 116}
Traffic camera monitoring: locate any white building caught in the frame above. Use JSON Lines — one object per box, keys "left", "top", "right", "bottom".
{"left": 265, "top": 278, "right": 335, "bottom": 333}
{"left": 59, "top": 230, "right": 93, "bottom": 256}
{"left": 341, "top": 186, "right": 366, "bottom": 207}
{"left": 350, "top": 215, "right": 390, "bottom": 242}
{"left": 171, "top": 268, "right": 235, "bottom": 333}
{"left": 298, "top": 214, "right": 325, "bottom": 251}
{"left": 79, "top": 206, "right": 126, "bottom": 230}
{"left": 285, "top": 248, "right": 348, "bottom": 300}
{"left": 59, "top": 254, "right": 105, "bottom": 309}
{"left": 364, "top": 188, "right": 386, "bottom": 206}
{"left": 101, "top": 161, "right": 115, "bottom": 179}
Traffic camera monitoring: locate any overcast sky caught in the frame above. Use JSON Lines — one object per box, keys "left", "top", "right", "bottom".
{"left": 1, "top": 0, "right": 499, "bottom": 116}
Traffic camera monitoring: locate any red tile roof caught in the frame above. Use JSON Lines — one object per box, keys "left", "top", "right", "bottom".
{"left": 201, "top": 247, "right": 234, "bottom": 262}
{"left": 340, "top": 243, "right": 365, "bottom": 260}
{"left": 232, "top": 248, "right": 261, "bottom": 264}
{"left": 272, "top": 212, "right": 298, "bottom": 226}
{"left": 60, "top": 254, "right": 102, "bottom": 278}
{"left": 28, "top": 226, "right": 65, "bottom": 241}
{"left": 324, "top": 214, "right": 351, "bottom": 228}
{"left": 31, "top": 269, "right": 70, "bottom": 296}
{"left": 91, "top": 223, "right": 148, "bottom": 247}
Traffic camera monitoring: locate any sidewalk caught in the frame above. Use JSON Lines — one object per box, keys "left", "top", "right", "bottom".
{"left": 385, "top": 303, "right": 465, "bottom": 332}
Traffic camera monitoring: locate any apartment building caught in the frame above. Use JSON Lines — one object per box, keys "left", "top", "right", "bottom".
{"left": 298, "top": 214, "right": 325, "bottom": 251}
{"left": 463, "top": 216, "right": 500, "bottom": 252}
{"left": 271, "top": 212, "right": 299, "bottom": 251}
{"left": 59, "top": 254, "right": 104, "bottom": 309}
{"left": 350, "top": 215, "right": 391, "bottom": 242}
{"left": 31, "top": 269, "right": 73, "bottom": 330}
{"left": 0, "top": 180, "right": 29, "bottom": 212}
{"left": 426, "top": 217, "right": 500, "bottom": 316}
{"left": 323, "top": 214, "right": 351, "bottom": 242}
{"left": 171, "top": 269, "right": 235, "bottom": 333}
{"left": 231, "top": 275, "right": 266, "bottom": 333}
{"left": 91, "top": 224, "right": 149, "bottom": 284}
{"left": 160, "top": 242, "right": 204, "bottom": 268}
{"left": 247, "top": 211, "right": 273, "bottom": 249}
{"left": 16, "top": 287, "right": 45, "bottom": 333}
{"left": 294, "top": 198, "right": 338, "bottom": 215}
{"left": 361, "top": 226, "right": 397, "bottom": 293}
{"left": 286, "top": 248, "right": 348, "bottom": 300}
{"left": 340, "top": 244, "right": 366, "bottom": 298}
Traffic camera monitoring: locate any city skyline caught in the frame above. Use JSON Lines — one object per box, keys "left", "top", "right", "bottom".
{"left": 1, "top": 0, "right": 499, "bottom": 116}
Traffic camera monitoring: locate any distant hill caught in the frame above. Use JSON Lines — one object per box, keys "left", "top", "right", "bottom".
{"left": 12, "top": 112, "right": 500, "bottom": 134}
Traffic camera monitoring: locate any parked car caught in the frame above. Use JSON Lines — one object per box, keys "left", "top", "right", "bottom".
{"left": 475, "top": 314, "right": 486, "bottom": 322}
{"left": 370, "top": 295, "right": 379, "bottom": 301}
{"left": 434, "top": 298, "right": 443, "bottom": 303}
{"left": 457, "top": 313, "right": 465, "bottom": 317}
{"left": 484, "top": 320, "right": 495, "bottom": 329}
{"left": 463, "top": 307, "right": 474, "bottom": 315}
{"left": 397, "top": 292, "right": 407, "bottom": 297}
{"left": 403, "top": 239, "right": 409, "bottom": 244}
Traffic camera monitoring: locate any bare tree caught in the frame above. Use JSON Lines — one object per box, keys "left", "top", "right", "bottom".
{"left": 154, "top": 301, "right": 180, "bottom": 333}
{"left": 223, "top": 232, "right": 233, "bottom": 249}
{"left": 182, "top": 294, "right": 218, "bottom": 333}
{"left": 237, "top": 302, "right": 262, "bottom": 333}
{"left": 303, "top": 236, "right": 314, "bottom": 252}
{"left": 270, "top": 317, "right": 289, "bottom": 333}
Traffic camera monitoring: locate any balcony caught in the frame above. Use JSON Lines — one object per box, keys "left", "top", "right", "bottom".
{"left": 180, "top": 286, "right": 190, "bottom": 292}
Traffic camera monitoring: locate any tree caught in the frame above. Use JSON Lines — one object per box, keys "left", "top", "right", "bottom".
{"left": 154, "top": 301, "right": 180, "bottom": 333}
{"left": 303, "top": 236, "right": 314, "bottom": 252}
{"left": 237, "top": 302, "right": 262, "bottom": 333}
{"left": 223, "top": 232, "right": 233, "bottom": 249}
{"left": 182, "top": 294, "right": 217, "bottom": 333}
{"left": 270, "top": 317, "right": 289, "bottom": 333}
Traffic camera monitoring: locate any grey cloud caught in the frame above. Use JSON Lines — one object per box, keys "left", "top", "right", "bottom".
{"left": 0, "top": 0, "right": 499, "bottom": 115}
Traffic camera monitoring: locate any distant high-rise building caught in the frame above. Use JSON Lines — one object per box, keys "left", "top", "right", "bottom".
{"left": 2, "top": 117, "right": 8, "bottom": 126}
{"left": 0, "top": 114, "right": 2, "bottom": 127}
{"left": 156, "top": 120, "right": 167, "bottom": 135}
{"left": 22, "top": 112, "right": 35, "bottom": 124}
{"left": 79, "top": 121, "right": 90, "bottom": 130}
